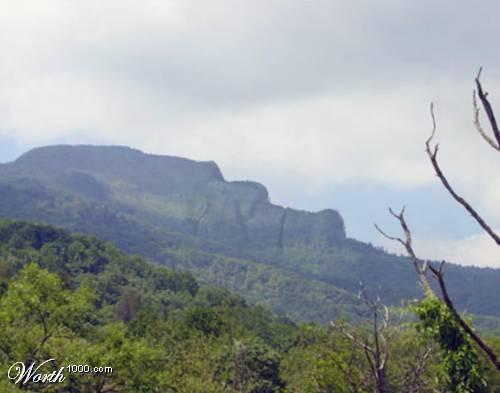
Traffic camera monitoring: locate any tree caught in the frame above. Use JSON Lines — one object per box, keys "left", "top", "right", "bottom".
{"left": 215, "top": 337, "right": 285, "bottom": 393}
{"left": 281, "top": 325, "right": 369, "bottom": 393}
{"left": 376, "top": 69, "right": 500, "bottom": 390}
{"left": 0, "top": 263, "right": 94, "bottom": 392}
{"left": 332, "top": 285, "right": 394, "bottom": 393}
{"left": 332, "top": 284, "right": 435, "bottom": 393}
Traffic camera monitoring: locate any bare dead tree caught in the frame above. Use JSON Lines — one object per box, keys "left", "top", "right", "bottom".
{"left": 332, "top": 284, "right": 395, "bottom": 393}
{"left": 375, "top": 70, "right": 500, "bottom": 374}
{"left": 377, "top": 210, "right": 500, "bottom": 373}
{"left": 333, "top": 280, "right": 435, "bottom": 392}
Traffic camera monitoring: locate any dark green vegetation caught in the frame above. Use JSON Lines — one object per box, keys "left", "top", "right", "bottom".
{"left": 0, "top": 219, "right": 294, "bottom": 392}
{"left": 1, "top": 145, "right": 500, "bottom": 326}
{"left": 1, "top": 219, "right": 499, "bottom": 392}
{"left": 414, "top": 297, "right": 488, "bottom": 392}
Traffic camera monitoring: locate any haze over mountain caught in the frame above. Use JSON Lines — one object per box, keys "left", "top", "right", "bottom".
{"left": 1, "top": 145, "right": 499, "bottom": 326}
{"left": 3, "top": 1, "right": 500, "bottom": 270}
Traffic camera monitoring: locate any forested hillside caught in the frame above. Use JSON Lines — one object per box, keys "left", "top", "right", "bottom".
{"left": 1, "top": 145, "right": 499, "bottom": 326}
{"left": 1, "top": 219, "right": 499, "bottom": 392}
{"left": 0, "top": 219, "right": 295, "bottom": 391}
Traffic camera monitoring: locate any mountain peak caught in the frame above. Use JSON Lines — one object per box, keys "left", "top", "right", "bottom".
{"left": 4, "top": 145, "right": 225, "bottom": 194}
{"left": 13, "top": 144, "right": 224, "bottom": 181}
{"left": 2, "top": 144, "right": 346, "bottom": 248}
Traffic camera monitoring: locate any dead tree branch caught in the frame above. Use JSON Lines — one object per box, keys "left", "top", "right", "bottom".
{"left": 475, "top": 67, "right": 500, "bottom": 149}
{"left": 374, "top": 208, "right": 433, "bottom": 297}
{"left": 332, "top": 284, "right": 395, "bottom": 393}
{"left": 377, "top": 70, "right": 500, "bottom": 375}
{"left": 377, "top": 206, "right": 500, "bottom": 373}
{"left": 473, "top": 91, "right": 500, "bottom": 152}
{"left": 425, "top": 103, "right": 500, "bottom": 246}
{"left": 428, "top": 261, "right": 500, "bottom": 372}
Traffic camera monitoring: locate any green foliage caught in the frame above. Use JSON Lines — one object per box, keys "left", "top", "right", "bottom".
{"left": 413, "top": 296, "right": 488, "bottom": 393}
{"left": 182, "top": 306, "right": 225, "bottom": 336}
{"left": 483, "top": 336, "right": 500, "bottom": 392}
{"left": 215, "top": 338, "right": 285, "bottom": 393}
{"left": 281, "top": 325, "right": 368, "bottom": 393}
{"left": 2, "top": 148, "right": 500, "bottom": 326}
{"left": 163, "top": 247, "right": 367, "bottom": 324}
{"left": 0, "top": 219, "right": 498, "bottom": 391}
{"left": 0, "top": 219, "right": 298, "bottom": 392}
{"left": 0, "top": 263, "right": 94, "bottom": 361}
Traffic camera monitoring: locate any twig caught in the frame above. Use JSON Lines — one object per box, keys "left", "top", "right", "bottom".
{"left": 473, "top": 91, "right": 500, "bottom": 152}
{"left": 332, "top": 321, "right": 375, "bottom": 355}
{"left": 475, "top": 67, "right": 500, "bottom": 149}
{"left": 374, "top": 207, "right": 433, "bottom": 296}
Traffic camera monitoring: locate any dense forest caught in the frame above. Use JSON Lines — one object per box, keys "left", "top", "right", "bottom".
{"left": 0, "top": 219, "right": 499, "bottom": 392}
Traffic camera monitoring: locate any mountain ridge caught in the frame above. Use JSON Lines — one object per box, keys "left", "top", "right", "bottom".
{"left": 0, "top": 144, "right": 499, "bottom": 326}
{"left": 0, "top": 144, "right": 346, "bottom": 250}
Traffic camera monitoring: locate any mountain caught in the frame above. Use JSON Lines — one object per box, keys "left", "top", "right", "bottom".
{"left": 1, "top": 145, "right": 499, "bottom": 325}
{"left": 1, "top": 145, "right": 346, "bottom": 250}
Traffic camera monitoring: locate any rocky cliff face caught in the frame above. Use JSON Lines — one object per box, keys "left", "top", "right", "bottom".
{"left": 0, "top": 145, "right": 346, "bottom": 249}
{"left": 193, "top": 180, "right": 345, "bottom": 249}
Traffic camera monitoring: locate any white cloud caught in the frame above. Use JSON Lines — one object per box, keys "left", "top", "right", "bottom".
{"left": 0, "top": 0, "right": 499, "bottom": 255}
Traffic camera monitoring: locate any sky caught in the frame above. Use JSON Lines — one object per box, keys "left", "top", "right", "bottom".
{"left": 1, "top": 0, "right": 499, "bottom": 267}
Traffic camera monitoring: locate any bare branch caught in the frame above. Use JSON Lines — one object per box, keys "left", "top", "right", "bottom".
{"left": 374, "top": 223, "right": 406, "bottom": 248}
{"left": 332, "top": 287, "right": 395, "bottom": 393}
{"left": 475, "top": 68, "right": 500, "bottom": 148}
{"left": 380, "top": 305, "right": 390, "bottom": 370}
{"left": 379, "top": 203, "right": 500, "bottom": 373}
{"left": 426, "top": 102, "right": 437, "bottom": 149}
{"left": 428, "top": 262, "right": 500, "bottom": 372}
{"left": 375, "top": 208, "right": 433, "bottom": 296}
{"left": 473, "top": 91, "right": 500, "bottom": 152}
{"left": 331, "top": 321, "right": 374, "bottom": 355}
{"left": 425, "top": 104, "right": 500, "bottom": 246}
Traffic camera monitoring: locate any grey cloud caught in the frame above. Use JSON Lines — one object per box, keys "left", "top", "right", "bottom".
{"left": 1, "top": 0, "right": 500, "bottom": 267}
{"left": 75, "top": 1, "right": 500, "bottom": 106}
{"left": 9, "top": 0, "right": 499, "bottom": 110}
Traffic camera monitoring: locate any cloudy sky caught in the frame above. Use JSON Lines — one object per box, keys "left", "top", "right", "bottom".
{"left": 1, "top": 0, "right": 499, "bottom": 267}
